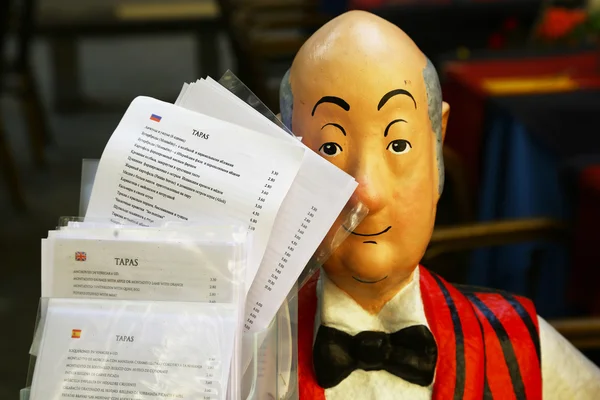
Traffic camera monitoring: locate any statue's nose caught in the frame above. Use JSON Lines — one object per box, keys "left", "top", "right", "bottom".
{"left": 349, "top": 158, "right": 387, "bottom": 214}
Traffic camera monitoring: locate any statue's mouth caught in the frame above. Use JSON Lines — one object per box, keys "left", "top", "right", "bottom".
{"left": 343, "top": 225, "right": 392, "bottom": 237}
{"left": 352, "top": 275, "right": 388, "bottom": 284}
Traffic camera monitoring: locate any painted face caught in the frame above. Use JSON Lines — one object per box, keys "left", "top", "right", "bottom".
{"left": 290, "top": 43, "right": 445, "bottom": 301}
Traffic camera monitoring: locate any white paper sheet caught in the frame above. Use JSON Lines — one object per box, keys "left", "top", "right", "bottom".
{"left": 43, "top": 237, "right": 238, "bottom": 303}
{"left": 85, "top": 96, "right": 305, "bottom": 287}
{"left": 30, "top": 298, "right": 237, "bottom": 400}
{"left": 176, "top": 81, "right": 358, "bottom": 333}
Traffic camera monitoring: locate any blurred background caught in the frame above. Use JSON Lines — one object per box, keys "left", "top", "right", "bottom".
{"left": 2, "top": 0, "right": 600, "bottom": 396}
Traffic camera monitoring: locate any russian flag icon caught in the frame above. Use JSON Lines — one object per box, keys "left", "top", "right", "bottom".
{"left": 150, "top": 114, "right": 162, "bottom": 122}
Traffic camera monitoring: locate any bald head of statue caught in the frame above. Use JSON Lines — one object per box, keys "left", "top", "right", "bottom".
{"left": 280, "top": 11, "right": 450, "bottom": 312}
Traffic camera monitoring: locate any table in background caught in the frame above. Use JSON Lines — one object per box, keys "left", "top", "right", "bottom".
{"left": 442, "top": 49, "right": 600, "bottom": 190}
{"left": 442, "top": 50, "right": 600, "bottom": 317}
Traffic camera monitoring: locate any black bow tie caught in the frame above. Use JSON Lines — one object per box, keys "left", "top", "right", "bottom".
{"left": 313, "top": 324, "right": 437, "bottom": 389}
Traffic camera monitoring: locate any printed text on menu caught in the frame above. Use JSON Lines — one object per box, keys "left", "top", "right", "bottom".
{"left": 244, "top": 204, "right": 318, "bottom": 332}
{"left": 113, "top": 125, "right": 249, "bottom": 226}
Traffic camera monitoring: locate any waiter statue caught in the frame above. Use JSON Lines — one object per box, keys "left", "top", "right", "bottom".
{"left": 279, "top": 10, "right": 600, "bottom": 400}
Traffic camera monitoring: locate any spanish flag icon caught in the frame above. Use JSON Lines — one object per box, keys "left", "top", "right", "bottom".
{"left": 72, "top": 329, "right": 82, "bottom": 339}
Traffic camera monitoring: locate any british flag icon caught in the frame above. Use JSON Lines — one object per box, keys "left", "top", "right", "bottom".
{"left": 75, "top": 252, "right": 87, "bottom": 262}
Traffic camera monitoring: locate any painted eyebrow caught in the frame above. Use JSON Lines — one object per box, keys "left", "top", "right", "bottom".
{"left": 312, "top": 96, "right": 350, "bottom": 116}
{"left": 322, "top": 123, "right": 346, "bottom": 136}
{"left": 384, "top": 119, "right": 407, "bottom": 137}
{"left": 377, "top": 89, "right": 417, "bottom": 110}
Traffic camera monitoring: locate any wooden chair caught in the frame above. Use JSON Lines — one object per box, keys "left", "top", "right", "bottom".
{"left": 425, "top": 218, "right": 569, "bottom": 262}
{"left": 424, "top": 218, "right": 600, "bottom": 350}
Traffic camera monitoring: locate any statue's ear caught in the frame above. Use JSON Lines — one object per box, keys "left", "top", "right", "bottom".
{"left": 441, "top": 101, "right": 450, "bottom": 142}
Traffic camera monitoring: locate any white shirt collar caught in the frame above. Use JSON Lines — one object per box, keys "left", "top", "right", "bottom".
{"left": 316, "top": 266, "right": 429, "bottom": 336}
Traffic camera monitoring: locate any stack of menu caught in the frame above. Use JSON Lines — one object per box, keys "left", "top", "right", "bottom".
{"left": 28, "top": 74, "right": 359, "bottom": 400}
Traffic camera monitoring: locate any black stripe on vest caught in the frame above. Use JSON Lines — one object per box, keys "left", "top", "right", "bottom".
{"left": 483, "top": 377, "right": 494, "bottom": 399}
{"left": 470, "top": 301, "right": 493, "bottom": 399}
{"left": 430, "top": 273, "right": 466, "bottom": 400}
{"left": 465, "top": 293, "right": 526, "bottom": 400}
{"left": 502, "top": 294, "right": 541, "bottom": 364}
{"left": 456, "top": 284, "right": 541, "bottom": 364}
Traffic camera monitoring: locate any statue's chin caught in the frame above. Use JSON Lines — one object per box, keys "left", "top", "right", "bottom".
{"left": 340, "top": 240, "right": 396, "bottom": 283}
{"left": 324, "top": 238, "right": 418, "bottom": 289}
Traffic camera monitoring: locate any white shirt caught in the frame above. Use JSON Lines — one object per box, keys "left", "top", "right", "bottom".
{"left": 316, "top": 267, "right": 600, "bottom": 400}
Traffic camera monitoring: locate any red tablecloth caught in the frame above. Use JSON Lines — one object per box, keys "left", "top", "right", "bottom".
{"left": 442, "top": 51, "right": 600, "bottom": 190}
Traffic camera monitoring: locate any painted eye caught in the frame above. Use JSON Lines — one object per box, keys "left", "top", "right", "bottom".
{"left": 318, "top": 142, "right": 343, "bottom": 157}
{"left": 386, "top": 139, "right": 412, "bottom": 155}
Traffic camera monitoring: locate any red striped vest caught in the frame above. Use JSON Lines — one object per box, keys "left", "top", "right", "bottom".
{"left": 298, "top": 267, "right": 542, "bottom": 399}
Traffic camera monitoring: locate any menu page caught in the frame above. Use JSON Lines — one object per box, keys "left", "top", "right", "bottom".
{"left": 43, "top": 237, "right": 238, "bottom": 303}
{"left": 30, "top": 299, "right": 237, "bottom": 400}
{"left": 85, "top": 96, "right": 305, "bottom": 286}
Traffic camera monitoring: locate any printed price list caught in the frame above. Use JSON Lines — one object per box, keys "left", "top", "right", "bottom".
{"left": 244, "top": 205, "right": 318, "bottom": 331}
{"left": 249, "top": 170, "right": 279, "bottom": 233}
